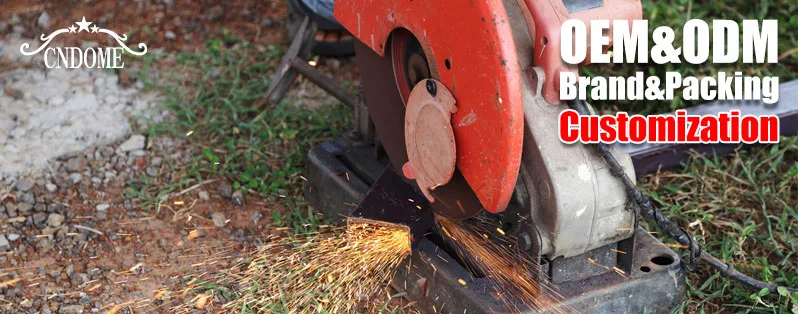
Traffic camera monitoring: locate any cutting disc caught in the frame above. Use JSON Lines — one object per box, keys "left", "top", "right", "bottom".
{"left": 354, "top": 33, "right": 482, "bottom": 220}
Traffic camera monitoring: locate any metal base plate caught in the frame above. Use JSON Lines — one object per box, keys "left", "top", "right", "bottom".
{"left": 304, "top": 140, "right": 685, "bottom": 313}
{"left": 397, "top": 230, "right": 684, "bottom": 313}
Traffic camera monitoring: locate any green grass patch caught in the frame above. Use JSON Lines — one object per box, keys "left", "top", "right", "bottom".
{"left": 642, "top": 137, "right": 798, "bottom": 313}
{"left": 137, "top": 37, "right": 350, "bottom": 229}
{"left": 136, "top": 10, "right": 798, "bottom": 311}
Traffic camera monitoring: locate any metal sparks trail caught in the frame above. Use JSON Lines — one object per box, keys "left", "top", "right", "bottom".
{"left": 437, "top": 216, "right": 570, "bottom": 313}
{"left": 231, "top": 218, "right": 412, "bottom": 313}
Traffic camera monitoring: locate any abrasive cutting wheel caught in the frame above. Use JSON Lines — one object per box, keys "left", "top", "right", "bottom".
{"left": 355, "top": 29, "right": 483, "bottom": 220}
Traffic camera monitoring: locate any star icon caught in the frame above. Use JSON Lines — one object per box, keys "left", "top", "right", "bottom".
{"left": 90, "top": 25, "right": 99, "bottom": 33}
{"left": 68, "top": 25, "right": 77, "bottom": 33}
{"left": 75, "top": 16, "right": 92, "bottom": 33}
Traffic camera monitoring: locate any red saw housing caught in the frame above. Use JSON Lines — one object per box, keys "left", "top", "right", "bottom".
{"left": 335, "top": 0, "right": 641, "bottom": 215}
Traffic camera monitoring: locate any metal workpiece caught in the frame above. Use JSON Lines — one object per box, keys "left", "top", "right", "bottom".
{"left": 304, "top": 139, "right": 685, "bottom": 314}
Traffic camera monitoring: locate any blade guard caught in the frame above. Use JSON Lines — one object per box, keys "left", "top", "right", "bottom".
{"left": 402, "top": 79, "right": 458, "bottom": 203}
{"left": 335, "top": 0, "right": 525, "bottom": 214}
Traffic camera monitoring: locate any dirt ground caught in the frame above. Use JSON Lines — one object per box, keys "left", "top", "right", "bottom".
{"left": 0, "top": 1, "right": 360, "bottom": 313}
{"left": 0, "top": 0, "right": 287, "bottom": 52}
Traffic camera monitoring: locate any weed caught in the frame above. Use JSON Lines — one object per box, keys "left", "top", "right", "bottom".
{"left": 642, "top": 136, "right": 798, "bottom": 312}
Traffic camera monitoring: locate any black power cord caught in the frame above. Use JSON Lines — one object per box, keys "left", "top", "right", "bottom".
{"left": 568, "top": 99, "right": 797, "bottom": 294}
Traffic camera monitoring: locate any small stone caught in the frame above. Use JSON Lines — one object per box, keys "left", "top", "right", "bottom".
{"left": 261, "top": 16, "right": 274, "bottom": 27}
{"left": 47, "top": 213, "right": 65, "bottom": 228}
{"left": 198, "top": 190, "right": 210, "bottom": 201}
{"left": 45, "top": 183, "right": 57, "bottom": 192}
{"left": 123, "top": 199, "right": 134, "bottom": 210}
{"left": 6, "top": 203, "right": 18, "bottom": 217}
{"left": 209, "top": 68, "right": 223, "bottom": 79}
{"left": 211, "top": 212, "right": 227, "bottom": 228}
{"left": 54, "top": 173, "right": 73, "bottom": 188}
{"left": 0, "top": 235, "right": 9, "bottom": 251}
{"left": 42, "top": 227, "right": 57, "bottom": 236}
{"left": 37, "top": 12, "right": 51, "bottom": 29}
{"left": 251, "top": 211, "right": 262, "bottom": 225}
{"left": 218, "top": 182, "right": 233, "bottom": 198}
{"left": 49, "top": 203, "right": 63, "bottom": 212}
{"left": 165, "top": 31, "right": 176, "bottom": 40}
{"left": 20, "top": 192, "right": 34, "bottom": 204}
{"left": 17, "top": 202, "right": 32, "bottom": 214}
{"left": 145, "top": 167, "right": 158, "bottom": 177}
{"left": 100, "top": 146, "right": 114, "bottom": 157}
{"left": 151, "top": 156, "right": 163, "bottom": 167}
{"left": 70, "top": 273, "right": 89, "bottom": 286}
{"left": 158, "top": 238, "right": 168, "bottom": 250}
{"left": 231, "top": 190, "right": 244, "bottom": 206}
{"left": 58, "top": 305, "right": 84, "bottom": 314}
{"left": 33, "top": 212, "right": 48, "bottom": 226}
{"left": 118, "top": 135, "right": 146, "bottom": 152}
{"left": 96, "top": 204, "right": 110, "bottom": 211}
{"left": 69, "top": 173, "right": 82, "bottom": 184}
{"left": 6, "top": 233, "right": 20, "bottom": 241}
{"left": 15, "top": 179, "right": 33, "bottom": 192}
{"left": 207, "top": 5, "right": 224, "bottom": 21}
{"left": 161, "top": 0, "right": 175, "bottom": 9}
{"left": 65, "top": 157, "right": 87, "bottom": 173}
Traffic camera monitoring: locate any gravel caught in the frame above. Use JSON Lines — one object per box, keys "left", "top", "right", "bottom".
{"left": 47, "top": 213, "right": 65, "bottom": 228}
{"left": 198, "top": 190, "right": 210, "bottom": 201}
{"left": 0, "top": 36, "right": 162, "bottom": 179}
{"left": 118, "top": 134, "right": 147, "bottom": 153}
{"left": 211, "top": 212, "right": 227, "bottom": 228}
{"left": 0, "top": 235, "right": 9, "bottom": 251}
{"left": 64, "top": 157, "right": 87, "bottom": 173}
{"left": 0, "top": 29, "right": 257, "bottom": 313}
{"left": 58, "top": 305, "right": 84, "bottom": 314}
{"left": 218, "top": 182, "right": 233, "bottom": 199}
{"left": 15, "top": 179, "right": 33, "bottom": 192}
{"left": 37, "top": 12, "right": 51, "bottom": 29}
{"left": 33, "top": 212, "right": 47, "bottom": 226}
{"left": 232, "top": 190, "right": 245, "bottom": 206}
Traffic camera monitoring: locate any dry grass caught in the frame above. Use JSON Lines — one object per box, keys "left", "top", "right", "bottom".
{"left": 641, "top": 137, "right": 798, "bottom": 312}
{"left": 230, "top": 218, "right": 412, "bottom": 313}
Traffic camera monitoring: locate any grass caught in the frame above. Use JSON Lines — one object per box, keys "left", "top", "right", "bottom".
{"left": 641, "top": 138, "right": 798, "bottom": 313}
{"left": 136, "top": 2, "right": 797, "bottom": 312}
{"left": 132, "top": 36, "right": 351, "bottom": 233}
{"left": 134, "top": 35, "right": 418, "bottom": 313}
{"left": 580, "top": 1, "right": 798, "bottom": 311}
{"left": 585, "top": 0, "right": 797, "bottom": 115}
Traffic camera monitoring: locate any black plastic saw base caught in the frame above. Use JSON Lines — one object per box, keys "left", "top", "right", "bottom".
{"left": 304, "top": 139, "right": 686, "bottom": 313}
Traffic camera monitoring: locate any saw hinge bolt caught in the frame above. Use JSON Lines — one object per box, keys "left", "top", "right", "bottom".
{"left": 426, "top": 80, "right": 437, "bottom": 97}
